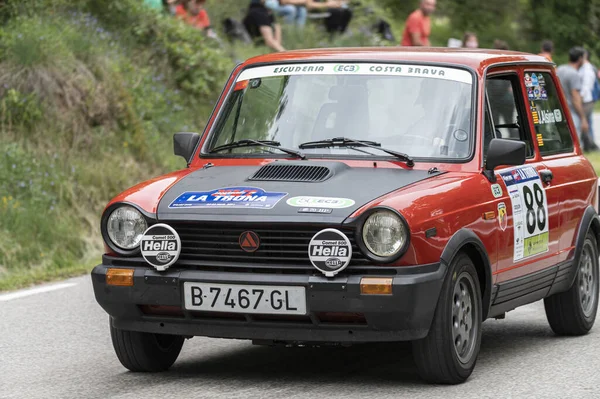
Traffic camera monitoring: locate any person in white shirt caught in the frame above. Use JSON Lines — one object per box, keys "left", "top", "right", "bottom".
{"left": 580, "top": 49, "right": 598, "bottom": 149}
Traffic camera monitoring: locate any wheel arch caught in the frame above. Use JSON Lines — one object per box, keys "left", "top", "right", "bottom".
{"left": 567, "top": 205, "right": 600, "bottom": 288}
{"left": 441, "top": 228, "right": 493, "bottom": 320}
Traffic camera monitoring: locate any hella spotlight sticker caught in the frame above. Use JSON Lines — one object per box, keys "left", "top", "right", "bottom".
{"left": 140, "top": 224, "right": 181, "bottom": 271}
{"left": 308, "top": 228, "right": 352, "bottom": 277}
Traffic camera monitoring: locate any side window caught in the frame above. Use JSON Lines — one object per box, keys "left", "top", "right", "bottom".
{"left": 524, "top": 72, "right": 574, "bottom": 155}
{"left": 484, "top": 75, "right": 534, "bottom": 159}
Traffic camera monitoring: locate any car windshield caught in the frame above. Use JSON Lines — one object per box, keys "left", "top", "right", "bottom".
{"left": 205, "top": 62, "right": 474, "bottom": 160}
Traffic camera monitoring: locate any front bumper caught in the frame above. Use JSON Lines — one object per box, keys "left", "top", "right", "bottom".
{"left": 91, "top": 260, "right": 446, "bottom": 343}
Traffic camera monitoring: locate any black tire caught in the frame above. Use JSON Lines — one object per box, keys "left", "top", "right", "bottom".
{"left": 544, "top": 232, "right": 599, "bottom": 336}
{"left": 110, "top": 319, "right": 184, "bottom": 372}
{"left": 412, "top": 253, "right": 483, "bottom": 384}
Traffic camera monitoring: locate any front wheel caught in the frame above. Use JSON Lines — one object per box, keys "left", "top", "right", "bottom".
{"left": 412, "top": 253, "right": 482, "bottom": 384}
{"left": 544, "top": 232, "right": 599, "bottom": 336}
{"left": 110, "top": 319, "right": 185, "bottom": 372}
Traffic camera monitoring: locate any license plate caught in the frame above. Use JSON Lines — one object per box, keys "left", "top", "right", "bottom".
{"left": 183, "top": 282, "right": 307, "bottom": 315}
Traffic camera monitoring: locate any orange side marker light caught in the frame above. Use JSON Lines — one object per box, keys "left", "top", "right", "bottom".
{"left": 360, "top": 277, "right": 393, "bottom": 295}
{"left": 106, "top": 268, "right": 134, "bottom": 287}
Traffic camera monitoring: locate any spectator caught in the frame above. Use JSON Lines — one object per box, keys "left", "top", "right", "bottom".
{"left": 306, "top": 0, "right": 353, "bottom": 35}
{"left": 579, "top": 49, "right": 599, "bottom": 150}
{"left": 265, "top": 0, "right": 308, "bottom": 28}
{"left": 400, "top": 0, "right": 436, "bottom": 46}
{"left": 557, "top": 46, "right": 590, "bottom": 147}
{"left": 493, "top": 39, "right": 509, "bottom": 50}
{"left": 462, "top": 32, "right": 478, "bottom": 49}
{"left": 538, "top": 40, "right": 554, "bottom": 63}
{"left": 244, "top": 0, "right": 286, "bottom": 52}
{"left": 175, "top": 0, "right": 217, "bottom": 39}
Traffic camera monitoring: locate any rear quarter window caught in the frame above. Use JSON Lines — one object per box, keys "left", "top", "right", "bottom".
{"left": 525, "top": 71, "right": 574, "bottom": 155}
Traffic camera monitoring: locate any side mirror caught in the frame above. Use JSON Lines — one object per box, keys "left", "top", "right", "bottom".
{"left": 173, "top": 132, "right": 201, "bottom": 165}
{"left": 484, "top": 138, "right": 526, "bottom": 182}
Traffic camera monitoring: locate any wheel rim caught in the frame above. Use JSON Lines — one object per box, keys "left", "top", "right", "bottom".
{"left": 451, "top": 272, "right": 478, "bottom": 364}
{"left": 579, "top": 240, "right": 598, "bottom": 318}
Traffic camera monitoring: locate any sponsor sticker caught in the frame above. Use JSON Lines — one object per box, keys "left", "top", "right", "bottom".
{"left": 140, "top": 224, "right": 181, "bottom": 271}
{"left": 500, "top": 166, "right": 549, "bottom": 262}
{"left": 491, "top": 183, "right": 503, "bottom": 198}
{"left": 287, "top": 196, "right": 355, "bottom": 209}
{"left": 169, "top": 187, "right": 288, "bottom": 209}
{"left": 524, "top": 73, "right": 533, "bottom": 87}
{"left": 236, "top": 63, "right": 473, "bottom": 84}
{"left": 537, "top": 73, "right": 546, "bottom": 86}
{"left": 536, "top": 133, "right": 544, "bottom": 146}
{"left": 498, "top": 202, "right": 508, "bottom": 231}
{"left": 308, "top": 229, "right": 352, "bottom": 277}
{"left": 297, "top": 207, "right": 333, "bottom": 214}
{"left": 554, "top": 109, "right": 562, "bottom": 122}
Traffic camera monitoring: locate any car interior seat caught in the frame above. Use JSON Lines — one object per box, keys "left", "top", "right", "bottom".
{"left": 311, "top": 85, "right": 370, "bottom": 141}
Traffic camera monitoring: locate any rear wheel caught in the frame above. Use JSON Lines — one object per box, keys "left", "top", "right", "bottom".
{"left": 110, "top": 319, "right": 184, "bottom": 372}
{"left": 412, "top": 253, "right": 482, "bottom": 384}
{"left": 544, "top": 232, "right": 599, "bottom": 335}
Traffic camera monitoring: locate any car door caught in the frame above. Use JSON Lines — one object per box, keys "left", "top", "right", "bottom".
{"left": 523, "top": 68, "right": 599, "bottom": 263}
{"left": 484, "top": 67, "right": 561, "bottom": 285}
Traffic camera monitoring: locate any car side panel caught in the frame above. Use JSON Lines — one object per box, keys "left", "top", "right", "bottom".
{"left": 367, "top": 173, "right": 499, "bottom": 273}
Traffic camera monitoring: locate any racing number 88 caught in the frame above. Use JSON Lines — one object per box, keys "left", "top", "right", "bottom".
{"left": 523, "top": 184, "right": 546, "bottom": 234}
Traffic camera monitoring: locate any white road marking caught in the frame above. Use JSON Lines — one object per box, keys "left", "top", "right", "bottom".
{"left": 0, "top": 282, "right": 77, "bottom": 302}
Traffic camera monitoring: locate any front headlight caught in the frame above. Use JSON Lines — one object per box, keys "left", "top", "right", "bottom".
{"left": 106, "top": 206, "right": 148, "bottom": 250}
{"left": 362, "top": 210, "right": 408, "bottom": 258}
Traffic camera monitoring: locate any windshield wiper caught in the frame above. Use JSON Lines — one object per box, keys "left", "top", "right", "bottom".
{"left": 210, "top": 139, "right": 306, "bottom": 159}
{"left": 299, "top": 137, "right": 414, "bottom": 167}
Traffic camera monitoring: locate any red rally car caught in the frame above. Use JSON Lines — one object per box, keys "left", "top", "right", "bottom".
{"left": 92, "top": 48, "right": 600, "bottom": 384}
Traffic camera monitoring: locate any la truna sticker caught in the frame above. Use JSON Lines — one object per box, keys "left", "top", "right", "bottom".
{"left": 169, "top": 187, "right": 287, "bottom": 209}
{"left": 287, "top": 196, "right": 355, "bottom": 209}
{"left": 308, "top": 229, "right": 352, "bottom": 277}
{"left": 140, "top": 224, "right": 181, "bottom": 271}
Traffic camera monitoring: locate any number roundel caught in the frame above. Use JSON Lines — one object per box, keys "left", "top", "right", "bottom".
{"left": 534, "top": 184, "right": 546, "bottom": 231}
{"left": 523, "top": 183, "right": 546, "bottom": 235}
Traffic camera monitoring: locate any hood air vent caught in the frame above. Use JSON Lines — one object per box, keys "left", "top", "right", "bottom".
{"left": 249, "top": 164, "right": 332, "bottom": 183}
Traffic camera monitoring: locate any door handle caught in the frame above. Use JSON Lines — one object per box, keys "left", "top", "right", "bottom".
{"left": 540, "top": 169, "right": 553, "bottom": 184}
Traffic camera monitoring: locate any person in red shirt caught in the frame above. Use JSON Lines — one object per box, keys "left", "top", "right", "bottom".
{"left": 401, "top": 0, "right": 436, "bottom": 47}
{"left": 175, "top": 0, "right": 217, "bottom": 38}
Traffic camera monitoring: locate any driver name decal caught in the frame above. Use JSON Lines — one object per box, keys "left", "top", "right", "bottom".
{"left": 238, "top": 63, "right": 472, "bottom": 84}
{"left": 169, "top": 187, "right": 288, "bottom": 209}
{"left": 500, "top": 166, "right": 549, "bottom": 262}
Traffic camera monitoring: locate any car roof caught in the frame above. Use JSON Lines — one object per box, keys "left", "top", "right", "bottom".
{"left": 243, "top": 47, "right": 553, "bottom": 72}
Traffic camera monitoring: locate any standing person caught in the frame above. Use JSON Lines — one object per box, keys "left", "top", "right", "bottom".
{"left": 557, "top": 46, "right": 590, "bottom": 148}
{"left": 265, "top": 0, "right": 308, "bottom": 28}
{"left": 462, "top": 32, "right": 478, "bottom": 48}
{"left": 306, "top": 0, "right": 353, "bottom": 35}
{"left": 579, "top": 49, "right": 599, "bottom": 150}
{"left": 538, "top": 40, "right": 554, "bottom": 63}
{"left": 244, "top": 0, "right": 286, "bottom": 52}
{"left": 400, "top": 0, "right": 436, "bottom": 46}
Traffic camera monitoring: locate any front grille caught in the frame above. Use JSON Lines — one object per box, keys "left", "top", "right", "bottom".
{"left": 169, "top": 222, "right": 369, "bottom": 267}
{"left": 249, "top": 164, "right": 332, "bottom": 182}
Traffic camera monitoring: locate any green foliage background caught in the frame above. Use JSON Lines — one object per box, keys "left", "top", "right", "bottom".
{"left": 0, "top": 0, "right": 598, "bottom": 290}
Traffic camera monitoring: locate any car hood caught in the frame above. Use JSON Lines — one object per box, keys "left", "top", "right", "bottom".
{"left": 156, "top": 161, "right": 443, "bottom": 224}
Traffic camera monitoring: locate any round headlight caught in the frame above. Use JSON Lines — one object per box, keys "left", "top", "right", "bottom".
{"left": 106, "top": 206, "right": 148, "bottom": 250}
{"left": 362, "top": 210, "right": 408, "bottom": 258}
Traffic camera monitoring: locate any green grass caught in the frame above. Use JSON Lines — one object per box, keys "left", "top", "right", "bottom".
{"left": 585, "top": 151, "right": 600, "bottom": 175}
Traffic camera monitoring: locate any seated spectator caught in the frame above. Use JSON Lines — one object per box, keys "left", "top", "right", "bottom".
{"left": 306, "top": 0, "right": 353, "bottom": 35}
{"left": 175, "top": 0, "right": 217, "bottom": 39}
{"left": 244, "top": 0, "right": 286, "bottom": 52}
{"left": 462, "top": 32, "right": 478, "bottom": 48}
{"left": 493, "top": 39, "right": 509, "bottom": 50}
{"left": 265, "top": 0, "right": 308, "bottom": 28}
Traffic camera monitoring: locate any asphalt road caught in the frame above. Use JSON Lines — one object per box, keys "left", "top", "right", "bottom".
{"left": 2, "top": 275, "right": 600, "bottom": 399}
